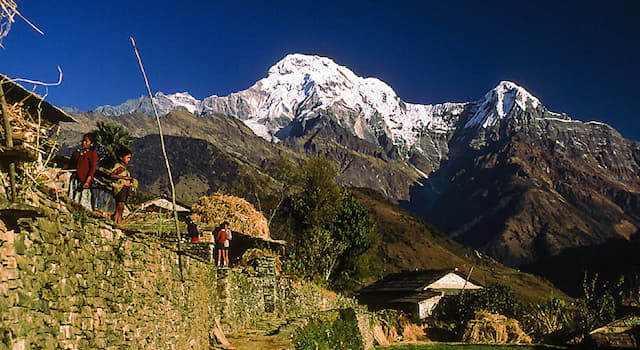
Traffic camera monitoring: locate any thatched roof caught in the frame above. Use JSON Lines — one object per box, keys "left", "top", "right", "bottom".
{"left": 0, "top": 73, "right": 76, "bottom": 124}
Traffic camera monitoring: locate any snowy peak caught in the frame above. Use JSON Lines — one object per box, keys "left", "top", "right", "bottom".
{"left": 94, "top": 92, "right": 199, "bottom": 117}
{"left": 162, "top": 92, "right": 199, "bottom": 114}
{"left": 255, "top": 53, "right": 401, "bottom": 121}
{"left": 465, "top": 81, "right": 543, "bottom": 129}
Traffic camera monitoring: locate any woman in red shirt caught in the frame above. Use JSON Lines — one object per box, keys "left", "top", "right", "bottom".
{"left": 62, "top": 133, "right": 98, "bottom": 210}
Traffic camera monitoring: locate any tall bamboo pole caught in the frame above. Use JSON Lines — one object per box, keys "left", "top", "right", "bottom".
{"left": 130, "top": 37, "right": 181, "bottom": 250}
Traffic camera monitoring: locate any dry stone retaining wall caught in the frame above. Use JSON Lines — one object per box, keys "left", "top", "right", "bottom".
{"left": 0, "top": 192, "right": 357, "bottom": 349}
{"left": 0, "top": 209, "right": 218, "bottom": 349}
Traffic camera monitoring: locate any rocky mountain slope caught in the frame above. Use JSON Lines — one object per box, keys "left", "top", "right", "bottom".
{"left": 66, "top": 54, "right": 640, "bottom": 280}
{"left": 351, "top": 188, "right": 564, "bottom": 302}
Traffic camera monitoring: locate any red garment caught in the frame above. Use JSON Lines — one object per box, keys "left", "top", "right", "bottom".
{"left": 64, "top": 149, "right": 98, "bottom": 184}
{"left": 216, "top": 229, "right": 228, "bottom": 244}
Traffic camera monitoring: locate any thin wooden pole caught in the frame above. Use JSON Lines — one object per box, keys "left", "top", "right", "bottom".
{"left": 0, "top": 79, "right": 16, "bottom": 202}
{"left": 130, "top": 37, "right": 181, "bottom": 251}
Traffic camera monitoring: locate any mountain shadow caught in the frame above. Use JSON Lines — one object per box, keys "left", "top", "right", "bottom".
{"left": 129, "top": 134, "right": 280, "bottom": 205}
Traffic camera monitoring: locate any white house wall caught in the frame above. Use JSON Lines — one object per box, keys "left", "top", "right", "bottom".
{"left": 418, "top": 295, "right": 443, "bottom": 318}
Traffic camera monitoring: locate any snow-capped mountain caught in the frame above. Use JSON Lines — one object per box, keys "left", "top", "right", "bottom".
{"left": 96, "top": 54, "right": 467, "bottom": 151}
{"left": 80, "top": 53, "right": 640, "bottom": 273}
{"left": 464, "top": 81, "right": 543, "bottom": 129}
{"left": 95, "top": 92, "right": 199, "bottom": 117}
{"left": 94, "top": 53, "right": 632, "bottom": 179}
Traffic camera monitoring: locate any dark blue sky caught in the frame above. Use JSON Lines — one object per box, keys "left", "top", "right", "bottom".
{"left": 2, "top": 1, "right": 639, "bottom": 140}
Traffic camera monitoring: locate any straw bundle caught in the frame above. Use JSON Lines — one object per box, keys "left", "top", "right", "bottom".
{"left": 462, "top": 311, "right": 531, "bottom": 344}
{"left": 191, "top": 193, "right": 270, "bottom": 239}
{"left": 0, "top": 0, "right": 17, "bottom": 44}
{"left": 402, "top": 323, "right": 426, "bottom": 342}
{"left": 372, "top": 325, "right": 390, "bottom": 346}
{"left": 0, "top": 0, "right": 42, "bottom": 47}
{"left": 1, "top": 100, "right": 61, "bottom": 193}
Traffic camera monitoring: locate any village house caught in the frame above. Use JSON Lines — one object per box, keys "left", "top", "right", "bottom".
{"left": 0, "top": 74, "right": 75, "bottom": 221}
{"left": 357, "top": 269, "right": 483, "bottom": 319}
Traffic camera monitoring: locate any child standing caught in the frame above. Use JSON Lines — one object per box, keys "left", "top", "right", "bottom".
{"left": 62, "top": 133, "right": 98, "bottom": 210}
{"left": 216, "top": 221, "right": 232, "bottom": 267}
{"left": 110, "top": 147, "right": 137, "bottom": 225}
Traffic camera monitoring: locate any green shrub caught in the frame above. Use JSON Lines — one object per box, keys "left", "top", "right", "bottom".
{"left": 293, "top": 308, "right": 364, "bottom": 350}
{"left": 432, "top": 283, "right": 523, "bottom": 336}
{"left": 523, "top": 296, "right": 570, "bottom": 338}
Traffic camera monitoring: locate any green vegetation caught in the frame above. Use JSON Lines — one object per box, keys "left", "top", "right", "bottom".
{"left": 272, "top": 155, "right": 383, "bottom": 291}
{"left": 376, "top": 345, "right": 565, "bottom": 350}
{"left": 293, "top": 308, "right": 364, "bottom": 350}
{"left": 93, "top": 121, "right": 133, "bottom": 166}
{"left": 433, "top": 284, "right": 523, "bottom": 336}
{"left": 524, "top": 296, "right": 570, "bottom": 339}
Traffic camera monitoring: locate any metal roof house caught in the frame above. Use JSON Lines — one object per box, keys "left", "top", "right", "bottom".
{"left": 357, "top": 269, "right": 483, "bottom": 319}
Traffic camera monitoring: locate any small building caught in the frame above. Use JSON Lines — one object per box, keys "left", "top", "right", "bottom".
{"left": 357, "top": 269, "right": 483, "bottom": 319}
{"left": 140, "top": 197, "right": 191, "bottom": 220}
{"left": 585, "top": 316, "right": 640, "bottom": 349}
{"left": 1, "top": 74, "right": 75, "bottom": 222}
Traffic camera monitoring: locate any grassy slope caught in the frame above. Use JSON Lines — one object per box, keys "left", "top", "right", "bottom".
{"left": 351, "top": 188, "right": 567, "bottom": 304}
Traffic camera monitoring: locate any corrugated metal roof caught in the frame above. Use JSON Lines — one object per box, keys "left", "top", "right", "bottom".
{"left": 358, "top": 269, "right": 482, "bottom": 294}
{"left": 140, "top": 198, "right": 191, "bottom": 212}
{"left": 1, "top": 74, "right": 76, "bottom": 124}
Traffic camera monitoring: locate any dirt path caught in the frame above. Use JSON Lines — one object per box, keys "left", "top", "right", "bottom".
{"left": 212, "top": 318, "right": 307, "bottom": 350}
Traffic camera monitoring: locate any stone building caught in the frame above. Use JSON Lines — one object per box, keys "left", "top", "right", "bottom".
{"left": 357, "top": 269, "right": 483, "bottom": 318}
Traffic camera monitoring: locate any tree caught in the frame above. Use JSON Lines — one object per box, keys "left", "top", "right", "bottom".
{"left": 433, "top": 283, "right": 523, "bottom": 336}
{"left": 579, "top": 272, "right": 620, "bottom": 332}
{"left": 279, "top": 155, "right": 376, "bottom": 288}
{"left": 93, "top": 121, "right": 132, "bottom": 166}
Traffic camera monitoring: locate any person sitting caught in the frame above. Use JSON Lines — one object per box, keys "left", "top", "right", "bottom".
{"left": 109, "top": 147, "right": 137, "bottom": 225}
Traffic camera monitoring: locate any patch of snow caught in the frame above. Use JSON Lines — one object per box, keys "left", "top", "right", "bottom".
{"left": 465, "top": 81, "right": 542, "bottom": 129}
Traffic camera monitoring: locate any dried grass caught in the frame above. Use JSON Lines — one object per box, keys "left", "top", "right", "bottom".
{"left": 462, "top": 310, "right": 532, "bottom": 345}
{"left": 191, "top": 193, "right": 270, "bottom": 239}
{"left": 402, "top": 323, "right": 426, "bottom": 342}
{"left": 372, "top": 325, "right": 390, "bottom": 346}
{"left": 0, "top": 0, "right": 43, "bottom": 47}
{"left": 1, "top": 95, "right": 63, "bottom": 197}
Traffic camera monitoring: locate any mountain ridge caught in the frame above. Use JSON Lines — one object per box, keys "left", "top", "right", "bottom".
{"left": 62, "top": 53, "right": 640, "bottom": 283}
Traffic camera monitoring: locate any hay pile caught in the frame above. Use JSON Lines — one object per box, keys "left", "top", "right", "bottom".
{"left": 0, "top": 95, "right": 62, "bottom": 196}
{"left": 2, "top": 101, "right": 59, "bottom": 157}
{"left": 191, "top": 193, "right": 269, "bottom": 239}
{"left": 462, "top": 311, "right": 531, "bottom": 344}
{"left": 371, "top": 312, "right": 427, "bottom": 346}
{"left": 402, "top": 323, "right": 426, "bottom": 342}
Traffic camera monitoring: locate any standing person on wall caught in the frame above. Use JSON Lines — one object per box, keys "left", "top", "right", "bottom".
{"left": 60, "top": 132, "right": 98, "bottom": 210}
{"left": 216, "top": 221, "right": 232, "bottom": 267}
{"left": 110, "top": 147, "right": 137, "bottom": 225}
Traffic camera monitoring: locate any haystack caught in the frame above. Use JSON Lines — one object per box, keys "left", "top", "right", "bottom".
{"left": 463, "top": 311, "right": 531, "bottom": 344}
{"left": 191, "top": 193, "right": 269, "bottom": 239}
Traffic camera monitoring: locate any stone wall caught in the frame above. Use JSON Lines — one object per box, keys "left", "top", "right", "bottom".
{"left": 219, "top": 269, "right": 357, "bottom": 331}
{"left": 0, "top": 189, "right": 355, "bottom": 349}
{"left": 0, "top": 208, "right": 218, "bottom": 349}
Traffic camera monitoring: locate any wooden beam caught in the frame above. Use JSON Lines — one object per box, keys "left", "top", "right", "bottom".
{"left": 0, "top": 80, "right": 17, "bottom": 203}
